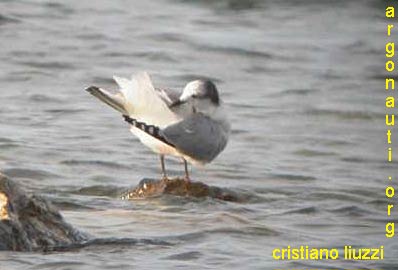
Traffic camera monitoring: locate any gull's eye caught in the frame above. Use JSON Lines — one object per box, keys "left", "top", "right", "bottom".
{"left": 191, "top": 94, "right": 198, "bottom": 98}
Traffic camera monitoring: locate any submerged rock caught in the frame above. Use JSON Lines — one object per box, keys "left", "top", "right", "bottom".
{"left": 0, "top": 173, "right": 87, "bottom": 251}
{"left": 122, "top": 178, "right": 243, "bottom": 202}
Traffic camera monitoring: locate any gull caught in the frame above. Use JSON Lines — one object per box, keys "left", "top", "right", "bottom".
{"left": 85, "top": 72, "right": 230, "bottom": 181}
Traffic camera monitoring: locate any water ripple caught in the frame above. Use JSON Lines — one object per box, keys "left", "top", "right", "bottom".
{"left": 303, "top": 108, "right": 378, "bottom": 120}
{"left": 3, "top": 168, "right": 58, "bottom": 180}
{"left": 0, "top": 14, "right": 20, "bottom": 25}
{"left": 70, "top": 185, "right": 125, "bottom": 197}
{"left": 164, "top": 251, "right": 202, "bottom": 261}
{"left": 47, "top": 237, "right": 173, "bottom": 252}
{"left": 60, "top": 160, "right": 129, "bottom": 170}
{"left": 17, "top": 61, "right": 75, "bottom": 70}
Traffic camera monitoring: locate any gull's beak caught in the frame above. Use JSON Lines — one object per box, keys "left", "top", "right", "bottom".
{"left": 170, "top": 99, "right": 186, "bottom": 108}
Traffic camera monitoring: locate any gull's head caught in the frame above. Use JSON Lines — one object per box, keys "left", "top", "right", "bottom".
{"left": 171, "top": 80, "right": 220, "bottom": 110}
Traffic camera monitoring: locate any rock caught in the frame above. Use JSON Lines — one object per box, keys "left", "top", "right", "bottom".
{"left": 0, "top": 173, "right": 87, "bottom": 251}
{"left": 121, "top": 178, "right": 244, "bottom": 202}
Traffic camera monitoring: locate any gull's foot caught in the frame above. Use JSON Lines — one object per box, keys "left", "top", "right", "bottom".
{"left": 183, "top": 176, "right": 191, "bottom": 184}
{"left": 160, "top": 176, "right": 169, "bottom": 183}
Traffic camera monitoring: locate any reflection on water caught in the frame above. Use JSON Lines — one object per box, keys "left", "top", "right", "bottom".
{"left": 0, "top": 0, "right": 395, "bottom": 269}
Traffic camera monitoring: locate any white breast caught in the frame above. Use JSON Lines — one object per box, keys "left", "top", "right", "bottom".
{"left": 129, "top": 127, "right": 205, "bottom": 166}
{"left": 129, "top": 127, "right": 178, "bottom": 156}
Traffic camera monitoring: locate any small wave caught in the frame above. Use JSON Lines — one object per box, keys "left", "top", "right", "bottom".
{"left": 170, "top": 225, "right": 279, "bottom": 242}
{"left": 367, "top": 199, "right": 390, "bottom": 206}
{"left": 278, "top": 88, "right": 318, "bottom": 96}
{"left": 47, "top": 237, "right": 172, "bottom": 252}
{"left": 31, "top": 261, "right": 85, "bottom": 269}
{"left": 60, "top": 159, "right": 129, "bottom": 169}
{"left": 195, "top": 44, "right": 273, "bottom": 59}
{"left": 322, "top": 138, "right": 352, "bottom": 147}
{"left": 293, "top": 149, "right": 337, "bottom": 157}
{"left": 0, "top": 14, "right": 20, "bottom": 25}
{"left": 340, "top": 156, "right": 368, "bottom": 163}
{"left": 230, "top": 128, "right": 249, "bottom": 135}
{"left": 228, "top": 102, "right": 261, "bottom": 109}
{"left": 71, "top": 185, "right": 125, "bottom": 197}
{"left": 3, "top": 168, "right": 58, "bottom": 180}
{"left": 283, "top": 206, "right": 318, "bottom": 215}
{"left": 10, "top": 50, "right": 46, "bottom": 58}
{"left": 244, "top": 65, "right": 282, "bottom": 74}
{"left": 145, "top": 32, "right": 184, "bottom": 43}
{"left": 101, "top": 50, "right": 178, "bottom": 63}
{"left": 75, "top": 33, "right": 108, "bottom": 40}
{"left": 132, "top": 51, "right": 178, "bottom": 62}
{"left": 5, "top": 70, "right": 53, "bottom": 82}
{"left": 17, "top": 60, "right": 75, "bottom": 70}
{"left": 44, "top": 2, "right": 75, "bottom": 15}
{"left": 304, "top": 108, "right": 377, "bottom": 120}
{"left": 0, "top": 138, "right": 14, "bottom": 143}
{"left": 328, "top": 205, "right": 373, "bottom": 217}
{"left": 370, "top": 73, "right": 398, "bottom": 81}
{"left": 269, "top": 173, "right": 316, "bottom": 182}
{"left": 29, "top": 94, "right": 63, "bottom": 103}
{"left": 308, "top": 192, "right": 363, "bottom": 203}
{"left": 164, "top": 251, "right": 202, "bottom": 261}
{"left": 341, "top": 157, "right": 384, "bottom": 165}
{"left": 90, "top": 76, "right": 117, "bottom": 86}
{"left": 344, "top": 39, "right": 378, "bottom": 55}
{"left": 52, "top": 200, "right": 95, "bottom": 211}
{"left": 45, "top": 108, "right": 86, "bottom": 115}
{"left": 177, "top": 0, "right": 264, "bottom": 11}
{"left": 100, "top": 51, "right": 135, "bottom": 58}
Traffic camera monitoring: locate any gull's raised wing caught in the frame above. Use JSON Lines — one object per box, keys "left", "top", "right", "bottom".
{"left": 155, "top": 87, "right": 180, "bottom": 106}
{"left": 113, "top": 72, "right": 179, "bottom": 128}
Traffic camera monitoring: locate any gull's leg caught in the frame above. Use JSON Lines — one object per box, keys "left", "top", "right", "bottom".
{"left": 160, "top": 155, "right": 168, "bottom": 181}
{"left": 183, "top": 159, "right": 190, "bottom": 182}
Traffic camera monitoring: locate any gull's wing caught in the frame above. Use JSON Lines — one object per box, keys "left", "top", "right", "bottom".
{"left": 155, "top": 87, "right": 180, "bottom": 106}
{"left": 113, "top": 72, "right": 179, "bottom": 128}
{"left": 161, "top": 113, "right": 229, "bottom": 163}
{"left": 155, "top": 87, "right": 194, "bottom": 119}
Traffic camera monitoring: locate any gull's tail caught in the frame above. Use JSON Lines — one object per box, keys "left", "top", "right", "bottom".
{"left": 85, "top": 86, "right": 128, "bottom": 115}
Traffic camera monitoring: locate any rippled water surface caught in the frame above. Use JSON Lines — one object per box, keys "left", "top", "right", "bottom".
{"left": 0, "top": 0, "right": 396, "bottom": 269}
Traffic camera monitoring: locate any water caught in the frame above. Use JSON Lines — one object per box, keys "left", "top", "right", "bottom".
{"left": 0, "top": 0, "right": 396, "bottom": 269}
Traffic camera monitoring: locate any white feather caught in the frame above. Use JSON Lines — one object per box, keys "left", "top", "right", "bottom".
{"left": 113, "top": 72, "right": 180, "bottom": 128}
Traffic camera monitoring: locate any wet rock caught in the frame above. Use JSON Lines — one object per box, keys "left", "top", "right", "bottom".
{"left": 122, "top": 178, "right": 243, "bottom": 202}
{"left": 0, "top": 173, "right": 87, "bottom": 251}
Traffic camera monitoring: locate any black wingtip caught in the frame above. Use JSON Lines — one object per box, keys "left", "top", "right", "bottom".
{"left": 121, "top": 115, "right": 174, "bottom": 147}
{"left": 123, "top": 115, "right": 134, "bottom": 125}
{"left": 85, "top": 86, "right": 100, "bottom": 93}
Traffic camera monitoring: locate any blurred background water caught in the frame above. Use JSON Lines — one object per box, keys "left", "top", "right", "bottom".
{"left": 0, "top": 0, "right": 396, "bottom": 269}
